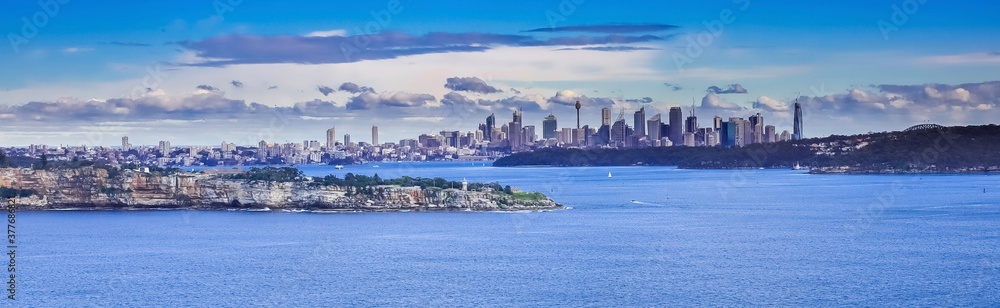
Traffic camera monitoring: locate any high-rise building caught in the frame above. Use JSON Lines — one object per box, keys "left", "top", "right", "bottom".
{"left": 633, "top": 107, "right": 646, "bottom": 137}
{"left": 610, "top": 119, "right": 631, "bottom": 146}
{"left": 780, "top": 130, "right": 792, "bottom": 142}
{"left": 121, "top": 136, "right": 130, "bottom": 152}
{"left": 682, "top": 132, "right": 696, "bottom": 147}
{"left": 543, "top": 114, "right": 558, "bottom": 140}
{"left": 764, "top": 125, "right": 776, "bottom": 143}
{"left": 647, "top": 114, "right": 661, "bottom": 141}
{"left": 257, "top": 140, "right": 268, "bottom": 159}
{"left": 685, "top": 112, "right": 698, "bottom": 135}
{"left": 729, "top": 117, "right": 745, "bottom": 147}
{"left": 601, "top": 108, "right": 612, "bottom": 126}
{"left": 523, "top": 125, "right": 536, "bottom": 144}
{"left": 719, "top": 122, "right": 737, "bottom": 147}
{"left": 158, "top": 140, "right": 170, "bottom": 156}
{"left": 344, "top": 134, "right": 351, "bottom": 147}
{"left": 749, "top": 113, "right": 764, "bottom": 143}
{"left": 486, "top": 113, "right": 496, "bottom": 141}
{"left": 753, "top": 124, "right": 763, "bottom": 145}
{"left": 560, "top": 128, "right": 573, "bottom": 144}
{"left": 713, "top": 116, "right": 723, "bottom": 131}
{"left": 668, "top": 107, "right": 683, "bottom": 146}
{"left": 326, "top": 127, "right": 336, "bottom": 150}
{"left": 371, "top": 126, "right": 379, "bottom": 145}
{"left": 793, "top": 102, "right": 804, "bottom": 140}
{"left": 509, "top": 121, "right": 522, "bottom": 148}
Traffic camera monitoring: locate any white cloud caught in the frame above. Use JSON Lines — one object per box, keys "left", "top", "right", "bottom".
{"left": 753, "top": 96, "right": 788, "bottom": 111}
{"left": 916, "top": 52, "right": 1000, "bottom": 66}
{"left": 63, "top": 47, "right": 94, "bottom": 53}
{"left": 305, "top": 29, "right": 348, "bottom": 37}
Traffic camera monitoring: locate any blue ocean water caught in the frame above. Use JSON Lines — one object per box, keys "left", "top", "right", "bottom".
{"left": 15, "top": 162, "right": 1000, "bottom": 306}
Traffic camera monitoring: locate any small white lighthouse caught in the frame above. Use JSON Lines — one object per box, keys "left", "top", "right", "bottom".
{"left": 462, "top": 178, "right": 468, "bottom": 191}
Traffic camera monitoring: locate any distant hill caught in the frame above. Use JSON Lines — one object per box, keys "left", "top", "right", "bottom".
{"left": 493, "top": 124, "right": 1000, "bottom": 174}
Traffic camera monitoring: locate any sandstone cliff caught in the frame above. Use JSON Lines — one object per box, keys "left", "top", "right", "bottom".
{"left": 0, "top": 167, "right": 562, "bottom": 211}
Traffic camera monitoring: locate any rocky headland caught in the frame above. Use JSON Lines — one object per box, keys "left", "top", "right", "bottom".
{"left": 0, "top": 167, "right": 562, "bottom": 212}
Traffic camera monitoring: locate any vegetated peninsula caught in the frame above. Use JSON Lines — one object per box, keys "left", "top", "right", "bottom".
{"left": 0, "top": 166, "right": 561, "bottom": 211}
{"left": 494, "top": 124, "right": 1000, "bottom": 174}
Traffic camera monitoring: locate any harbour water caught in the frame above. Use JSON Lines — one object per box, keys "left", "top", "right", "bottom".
{"left": 17, "top": 162, "right": 1000, "bottom": 306}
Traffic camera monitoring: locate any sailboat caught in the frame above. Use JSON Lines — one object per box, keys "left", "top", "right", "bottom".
{"left": 608, "top": 171, "right": 612, "bottom": 178}
{"left": 792, "top": 162, "right": 803, "bottom": 170}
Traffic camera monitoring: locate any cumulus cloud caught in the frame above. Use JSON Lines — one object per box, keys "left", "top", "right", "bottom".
{"left": 231, "top": 80, "right": 244, "bottom": 88}
{"left": 753, "top": 96, "right": 789, "bottom": 111}
{"left": 701, "top": 93, "right": 743, "bottom": 110}
{"left": 707, "top": 84, "right": 748, "bottom": 94}
{"left": 444, "top": 77, "right": 502, "bottom": 94}
{"left": 782, "top": 81, "right": 1000, "bottom": 134}
{"left": 317, "top": 85, "right": 335, "bottom": 96}
{"left": 0, "top": 93, "right": 261, "bottom": 122}
{"left": 522, "top": 24, "right": 679, "bottom": 33}
{"left": 337, "top": 82, "right": 375, "bottom": 94}
{"left": 547, "top": 90, "right": 615, "bottom": 108}
{"left": 440, "top": 92, "right": 545, "bottom": 113}
{"left": 346, "top": 92, "right": 436, "bottom": 110}
{"left": 179, "top": 31, "right": 666, "bottom": 66}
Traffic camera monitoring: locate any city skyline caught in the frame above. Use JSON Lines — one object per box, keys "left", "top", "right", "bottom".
{"left": 1, "top": 1, "right": 999, "bottom": 145}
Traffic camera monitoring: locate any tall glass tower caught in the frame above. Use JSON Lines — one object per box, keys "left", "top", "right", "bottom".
{"left": 793, "top": 102, "right": 803, "bottom": 140}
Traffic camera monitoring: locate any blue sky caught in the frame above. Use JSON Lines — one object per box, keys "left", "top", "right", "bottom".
{"left": 1, "top": 0, "right": 999, "bottom": 146}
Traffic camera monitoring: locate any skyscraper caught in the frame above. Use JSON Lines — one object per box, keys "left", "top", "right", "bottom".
{"left": 601, "top": 108, "right": 612, "bottom": 126}
{"left": 510, "top": 109, "right": 522, "bottom": 148}
{"left": 729, "top": 117, "right": 745, "bottom": 147}
{"left": 647, "top": 114, "right": 661, "bottom": 141}
{"left": 685, "top": 111, "right": 697, "bottom": 135}
{"left": 668, "top": 107, "right": 683, "bottom": 146}
{"left": 121, "top": 136, "right": 130, "bottom": 151}
{"left": 371, "top": 126, "right": 379, "bottom": 145}
{"left": 793, "top": 102, "right": 803, "bottom": 140}
{"left": 344, "top": 134, "right": 351, "bottom": 147}
{"left": 523, "top": 125, "right": 536, "bottom": 144}
{"left": 486, "top": 113, "right": 496, "bottom": 141}
{"left": 749, "top": 113, "right": 763, "bottom": 144}
{"left": 633, "top": 107, "right": 646, "bottom": 137}
{"left": 158, "top": 140, "right": 170, "bottom": 156}
{"left": 326, "top": 127, "right": 336, "bottom": 150}
{"left": 720, "top": 121, "right": 736, "bottom": 147}
{"left": 542, "top": 114, "right": 558, "bottom": 140}
{"left": 764, "top": 125, "right": 776, "bottom": 143}
{"left": 610, "top": 119, "right": 631, "bottom": 146}
{"left": 509, "top": 121, "right": 521, "bottom": 148}
{"left": 713, "top": 116, "right": 723, "bottom": 131}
